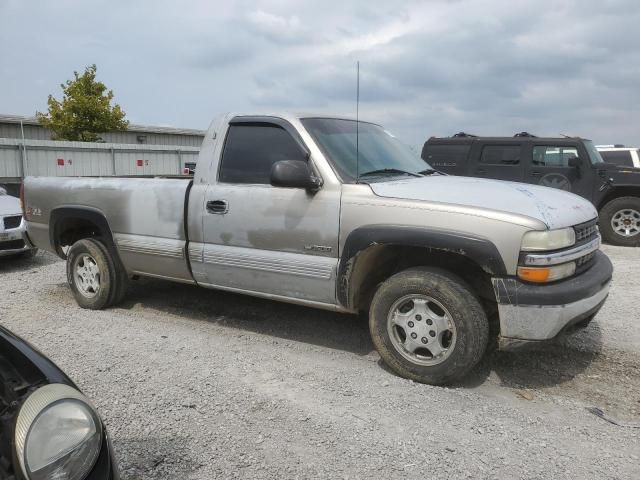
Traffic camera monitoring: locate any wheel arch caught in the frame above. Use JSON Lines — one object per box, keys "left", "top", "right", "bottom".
{"left": 50, "top": 206, "right": 116, "bottom": 259}
{"left": 596, "top": 186, "right": 640, "bottom": 210}
{"left": 337, "top": 225, "right": 507, "bottom": 311}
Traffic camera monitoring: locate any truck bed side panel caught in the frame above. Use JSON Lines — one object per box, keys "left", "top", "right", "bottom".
{"left": 25, "top": 176, "right": 194, "bottom": 282}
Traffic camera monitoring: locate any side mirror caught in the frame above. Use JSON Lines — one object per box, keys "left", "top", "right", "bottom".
{"left": 270, "top": 160, "right": 322, "bottom": 191}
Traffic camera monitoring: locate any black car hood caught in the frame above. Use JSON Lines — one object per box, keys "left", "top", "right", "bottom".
{"left": 0, "top": 324, "right": 73, "bottom": 391}
{"left": 603, "top": 164, "right": 640, "bottom": 178}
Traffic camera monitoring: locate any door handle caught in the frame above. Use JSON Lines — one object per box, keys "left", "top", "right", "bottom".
{"left": 207, "top": 200, "right": 229, "bottom": 214}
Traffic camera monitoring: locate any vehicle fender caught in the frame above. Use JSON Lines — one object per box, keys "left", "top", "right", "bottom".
{"left": 49, "top": 206, "right": 115, "bottom": 257}
{"left": 337, "top": 225, "right": 507, "bottom": 308}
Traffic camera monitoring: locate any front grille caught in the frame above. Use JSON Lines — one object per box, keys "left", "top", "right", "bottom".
{"left": 2, "top": 215, "right": 22, "bottom": 230}
{"left": 574, "top": 218, "right": 598, "bottom": 244}
{"left": 575, "top": 250, "right": 597, "bottom": 274}
{"left": 0, "top": 239, "right": 24, "bottom": 251}
{"left": 571, "top": 219, "right": 600, "bottom": 272}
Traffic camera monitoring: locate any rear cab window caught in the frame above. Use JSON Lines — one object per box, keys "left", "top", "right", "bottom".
{"left": 219, "top": 123, "right": 307, "bottom": 184}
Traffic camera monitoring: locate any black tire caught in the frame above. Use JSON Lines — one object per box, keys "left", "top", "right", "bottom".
{"left": 108, "top": 244, "right": 130, "bottom": 306}
{"left": 66, "top": 238, "right": 126, "bottom": 309}
{"left": 599, "top": 196, "right": 640, "bottom": 246}
{"left": 369, "top": 267, "right": 489, "bottom": 385}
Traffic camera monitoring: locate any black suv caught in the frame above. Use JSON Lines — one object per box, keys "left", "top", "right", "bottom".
{"left": 422, "top": 133, "right": 640, "bottom": 246}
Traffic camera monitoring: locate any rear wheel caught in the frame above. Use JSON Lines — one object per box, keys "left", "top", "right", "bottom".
{"left": 599, "top": 196, "right": 640, "bottom": 246}
{"left": 369, "top": 267, "right": 489, "bottom": 385}
{"left": 66, "top": 238, "right": 127, "bottom": 309}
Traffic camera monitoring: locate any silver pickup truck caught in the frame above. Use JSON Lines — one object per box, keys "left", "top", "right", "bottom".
{"left": 23, "top": 113, "right": 613, "bottom": 384}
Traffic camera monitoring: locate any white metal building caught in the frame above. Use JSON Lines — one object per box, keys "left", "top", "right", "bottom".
{"left": 0, "top": 114, "right": 204, "bottom": 195}
{"left": 0, "top": 114, "right": 206, "bottom": 147}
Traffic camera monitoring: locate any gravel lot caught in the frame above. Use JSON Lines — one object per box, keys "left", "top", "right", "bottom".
{"left": 1, "top": 245, "right": 638, "bottom": 479}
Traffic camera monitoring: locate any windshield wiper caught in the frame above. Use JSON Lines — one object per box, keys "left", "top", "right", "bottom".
{"left": 359, "top": 168, "right": 422, "bottom": 178}
{"left": 418, "top": 168, "right": 444, "bottom": 176}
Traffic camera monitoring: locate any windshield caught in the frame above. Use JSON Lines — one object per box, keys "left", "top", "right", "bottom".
{"left": 301, "top": 118, "right": 431, "bottom": 182}
{"left": 583, "top": 139, "right": 604, "bottom": 165}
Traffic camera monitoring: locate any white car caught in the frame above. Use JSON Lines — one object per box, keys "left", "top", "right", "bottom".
{"left": 0, "top": 187, "right": 36, "bottom": 257}
{"left": 596, "top": 146, "right": 640, "bottom": 168}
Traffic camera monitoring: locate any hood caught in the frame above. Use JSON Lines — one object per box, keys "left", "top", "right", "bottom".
{"left": 0, "top": 194, "right": 21, "bottom": 216}
{"left": 604, "top": 164, "right": 640, "bottom": 180}
{"left": 0, "top": 324, "right": 73, "bottom": 388}
{"left": 368, "top": 175, "right": 597, "bottom": 229}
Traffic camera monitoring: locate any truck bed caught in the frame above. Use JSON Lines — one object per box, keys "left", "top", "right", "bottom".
{"left": 25, "top": 176, "right": 195, "bottom": 282}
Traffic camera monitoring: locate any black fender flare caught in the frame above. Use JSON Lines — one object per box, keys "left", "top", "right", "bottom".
{"left": 337, "top": 225, "right": 507, "bottom": 308}
{"left": 49, "top": 206, "right": 115, "bottom": 258}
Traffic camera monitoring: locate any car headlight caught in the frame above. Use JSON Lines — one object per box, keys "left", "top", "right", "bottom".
{"left": 521, "top": 227, "right": 576, "bottom": 251}
{"left": 15, "top": 384, "right": 103, "bottom": 480}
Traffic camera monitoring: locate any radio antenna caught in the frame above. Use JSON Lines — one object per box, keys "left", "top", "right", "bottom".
{"left": 356, "top": 61, "right": 360, "bottom": 182}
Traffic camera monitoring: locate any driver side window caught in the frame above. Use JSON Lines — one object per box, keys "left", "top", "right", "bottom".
{"left": 532, "top": 146, "right": 579, "bottom": 167}
{"left": 219, "top": 124, "right": 306, "bottom": 184}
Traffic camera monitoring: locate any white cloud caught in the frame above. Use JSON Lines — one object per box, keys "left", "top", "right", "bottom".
{"left": 0, "top": 0, "right": 639, "bottom": 147}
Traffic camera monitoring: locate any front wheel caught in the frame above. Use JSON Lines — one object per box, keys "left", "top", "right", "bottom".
{"left": 599, "top": 196, "right": 640, "bottom": 246}
{"left": 369, "top": 267, "right": 489, "bottom": 385}
{"left": 66, "top": 238, "right": 126, "bottom": 309}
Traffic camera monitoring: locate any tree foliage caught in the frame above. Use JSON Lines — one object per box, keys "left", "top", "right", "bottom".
{"left": 36, "top": 64, "right": 128, "bottom": 142}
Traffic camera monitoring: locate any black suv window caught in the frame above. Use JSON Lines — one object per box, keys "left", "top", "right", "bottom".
{"left": 423, "top": 144, "right": 470, "bottom": 167}
{"left": 479, "top": 145, "right": 520, "bottom": 165}
{"left": 599, "top": 150, "right": 634, "bottom": 167}
{"left": 532, "top": 146, "right": 579, "bottom": 167}
{"left": 219, "top": 124, "right": 306, "bottom": 184}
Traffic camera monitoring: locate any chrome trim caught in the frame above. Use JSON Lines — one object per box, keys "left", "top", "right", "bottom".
{"left": 202, "top": 250, "right": 334, "bottom": 279}
{"left": 521, "top": 235, "right": 601, "bottom": 266}
{"left": 116, "top": 238, "right": 184, "bottom": 259}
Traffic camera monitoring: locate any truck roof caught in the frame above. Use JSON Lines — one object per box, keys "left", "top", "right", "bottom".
{"left": 226, "top": 112, "right": 373, "bottom": 124}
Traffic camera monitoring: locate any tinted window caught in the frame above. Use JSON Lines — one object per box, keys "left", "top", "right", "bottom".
{"left": 422, "top": 144, "right": 470, "bottom": 167}
{"left": 219, "top": 124, "right": 306, "bottom": 184}
{"left": 479, "top": 145, "right": 520, "bottom": 165}
{"left": 532, "top": 146, "right": 579, "bottom": 167}
{"left": 599, "top": 150, "right": 634, "bottom": 167}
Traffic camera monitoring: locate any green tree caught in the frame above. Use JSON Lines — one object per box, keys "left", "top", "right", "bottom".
{"left": 36, "top": 64, "right": 128, "bottom": 142}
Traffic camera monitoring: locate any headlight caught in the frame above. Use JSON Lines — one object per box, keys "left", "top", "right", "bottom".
{"left": 521, "top": 227, "right": 576, "bottom": 251}
{"left": 15, "top": 384, "right": 102, "bottom": 480}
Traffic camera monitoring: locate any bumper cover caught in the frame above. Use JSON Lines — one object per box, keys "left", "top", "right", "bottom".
{"left": 0, "top": 216, "right": 34, "bottom": 257}
{"left": 492, "top": 251, "right": 613, "bottom": 343}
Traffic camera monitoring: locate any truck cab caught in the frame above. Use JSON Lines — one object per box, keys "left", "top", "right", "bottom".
{"left": 423, "top": 133, "right": 640, "bottom": 246}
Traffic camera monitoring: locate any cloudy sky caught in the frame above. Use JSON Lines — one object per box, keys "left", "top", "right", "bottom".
{"left": 1, "top": 0, "right": 639, "bottom": 148}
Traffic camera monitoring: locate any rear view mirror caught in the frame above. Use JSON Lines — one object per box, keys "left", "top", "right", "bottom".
{"left": 270, "top": 160, "right": 322, "bottom": 191}
{"left": 568, "top": 157, "right": 581, "bottom": 168}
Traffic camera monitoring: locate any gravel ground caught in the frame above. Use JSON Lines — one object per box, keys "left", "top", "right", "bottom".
{"left": 1, "top": 245, "right": 638, "bottom": 479}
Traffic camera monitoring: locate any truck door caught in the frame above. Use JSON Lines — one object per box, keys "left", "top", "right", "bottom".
{"left": 198, "top": 119, "right": 341, "bottom": 305}
{"left": 469, "top": 143, "right": 525, "bottom": 182}
{"left": 527, "top": 143, "right": 593, "bottom": 199}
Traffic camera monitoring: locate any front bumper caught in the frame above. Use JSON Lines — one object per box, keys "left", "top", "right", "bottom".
{"left": 0, "top": 215, "right": 33, "bottom": 257}
{"left": 492, "top": 251, "right": 613, "bottom": 346}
